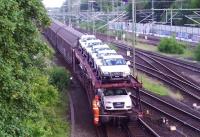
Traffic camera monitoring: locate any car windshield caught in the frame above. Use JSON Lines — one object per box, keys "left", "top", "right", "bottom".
{"left": 93, "top": 48, "right": 109, "bottom": 53}
{"left": 104, "top": 89, "right": 127, "bottom": 96}
{"left": 97, "top": 53, "right": 116, "bottom": 58}
{"left": 82, "top": 39, "right": 86, "bottom": 42}
{"left": 103, "top": 58, "right": 126, "bottom": 66}
{"left": 87, "top": 38, "right": 96, "bottom": 40}
{"left": 93, "top": 42, "right": 102, "bottom": 46}
{"left": 97, "top": 48, "right": 109, "bottom": 51}
{"left": 105, "top": 53, "right": 117, "bottom": 56}
{"left": 87, "top": 44, "right": 92, "bottom": 47}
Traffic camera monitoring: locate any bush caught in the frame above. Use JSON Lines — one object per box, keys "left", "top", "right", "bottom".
{"left": 158, "top": 37, "right": 185, "bottom": 54}
{"left": 194, "top": 44, "right": 200, "bottom": 61}
{"left": 49, "top": 67, "right": 70, "bottom": 92}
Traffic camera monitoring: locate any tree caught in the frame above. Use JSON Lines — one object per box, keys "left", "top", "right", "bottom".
{"left": 0, "top": 0, "right": 64, "bottom": 136}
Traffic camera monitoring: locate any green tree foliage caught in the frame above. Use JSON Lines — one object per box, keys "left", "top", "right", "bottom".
{"left": 49, "top": 67, "right": 70, "bottom": 92}
{"left": 194, "top": 44, "right": 200, "bottom": 61}
{"left": 190, "top": 0, "right": 200, "bottom": 8}
{"left": 158, "top": 37, "right": 186, "bottom": 54}
{"left": 0, "top": 0, "right": 68, "bottom": 136}
{"left": 126, "top": 0, "right": 200, "bottom": 23}
{"left": 126, "top": 0, "right": 149, "bottom": 19}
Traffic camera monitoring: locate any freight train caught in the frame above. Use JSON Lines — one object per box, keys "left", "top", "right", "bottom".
{"left": 44, "top": 20, "right": 142, "bottom": 125}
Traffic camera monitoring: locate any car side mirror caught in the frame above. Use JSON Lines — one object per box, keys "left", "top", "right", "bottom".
{"left": 126, "top": 61, "right": 131, "bottom": 65}
{"left": 79, "top": 65, "right": 83, "bottom": 69}
{"left": 127, "top": 50, "right": 131, "bottom": 57}
{"left": 128, "top": 92, "right": 131, "bottom": 96}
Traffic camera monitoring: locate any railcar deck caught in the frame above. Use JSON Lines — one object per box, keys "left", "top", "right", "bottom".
{"left": 74, "top": 48, "right": 142, "bottom": 89}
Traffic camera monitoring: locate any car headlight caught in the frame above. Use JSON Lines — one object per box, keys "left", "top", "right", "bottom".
{"left": 123, "top": 72, "right": 129, "bottom": 76}
{"left": 123, "top": 72, "right": 126, "bottom": 76}
{"left": 103, "top": 72, "right": 110, "bottom": 75}
{"left": 106, "top": 106, "right": 112, "bottom": 109}
{"left": 105, "top": 101, "right": 112, "bottom": 104}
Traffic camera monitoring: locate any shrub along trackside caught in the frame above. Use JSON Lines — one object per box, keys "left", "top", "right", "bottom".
{"left": 49, "top": 67, "right": 70, "bottom": 92}
{"left": 194, "top": 44, "right": 200, "bottom": 61}
{"left": 158, "top": 37, "right": 186, "bottom": 54}
{"left": 47, "top": 66, "right": 71, "bottom": 137}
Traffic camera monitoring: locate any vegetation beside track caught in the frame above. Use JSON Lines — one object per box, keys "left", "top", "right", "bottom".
{"left": 108, "top": 43, "right": 119, "bottom": 51}
{"left": 49, "top": 67, "right": 70, "bottom": 92}
{"left": 137, "top": 73, "right": 169, "bottom": 96}
{"left": 0, "top": 0, "right": 70, "bottom": 136}
{"left": 120, "top": 33, "right": 195, "bottom": 60}
{"left": 194, "top": 44, "right": 200, "bottom": 61}
{"left": 48, "top": 66, "right": 71, "bottom": 137}
{"left": 158, "top": 37, "right": 186, "bottom": 54}
{"left": 138, "top": 72, "right": 184, "bottom": 100}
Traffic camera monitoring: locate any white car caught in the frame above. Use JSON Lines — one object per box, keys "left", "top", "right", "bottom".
{"left": 82, "top": 39, "right": 102, "bottom": 56}
{"left": 97, "top": 55, "right": 131, "bottom": 82}
{"left": 79, "top": 35, "right": 96, "bottom": 46}
{"left": 88, "top": 44, "right": 110, "bottom": 65}
{"left": 97, "top": 88, "right": 132, "bottom": 111}
{"left": 85, "top": 40, "right": 104, "bottom": 55}
{"left": 79, "top": 35, "right": 96, "bottom": 52}
{"left": 93, "top": 50, "right": 117, "bottom": 69}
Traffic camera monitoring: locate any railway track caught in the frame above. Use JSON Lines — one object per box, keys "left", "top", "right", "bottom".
{"left": 107, "top": 40, "right": 200, "bottom": 110}
{"left": 136, "top": 48, "right": 200, "bottom": 72}
{"left": 128, "top": 118, "right": 161, "bottom": 137}
{"left": 99, "top": 38, "right": 200, "bottom": 107}
{"left": 77, "top": 28, "right": 200, "bottom": 125}
{"left": 135, "top": 62, "right": 200, "bottom": 104}
{"left": 91, "top": 31, "right": 200, "bottom": 77}
{"left": 56, "top": 27, "right": 200, "bottom": 136}
{"left": 114, "top": 41, "right": 200, "bottom": 86}
{"left": 135, "top": 50, "right": 200, "bottom": 89}
{"left": 133, "top": 53, "right": 200, "bottom": 100}
{"left": 48, "top": 24, "right": 161, "bottom": 137}
{"left": 131, "top": 89, "right": 200, "bottom": 136}
{"left": 105, "top": 124, "right": 130, "bottom": 137}
{"left": 103, "top": 120, "right": 160, "bottom": 137}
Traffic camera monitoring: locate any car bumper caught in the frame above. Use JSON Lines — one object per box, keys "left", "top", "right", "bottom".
{"left": 102, "top": 109, "right": 133, "bottom": 115}
{"left": 101, "top": 75, "right": 130, "bottom": 82}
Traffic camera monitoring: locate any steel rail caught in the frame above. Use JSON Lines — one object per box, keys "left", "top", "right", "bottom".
{"left": 131, "top": 95, "right": 200, "bottom": 132}
{"left": 138, "top": 118, "right": 161, "bottom": 137}
{"left": 136, "top": 64, "right": 200, "bottom": 101}
{"left": 140, "top": 89, "right": 200, "bottom": 121}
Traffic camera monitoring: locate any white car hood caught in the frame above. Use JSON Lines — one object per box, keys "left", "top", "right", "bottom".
{"left": 86, "top": 48, "right": 92, "bottom": 54}
{"left": 95, "top": 58, "right": 102, "bottom": 66}
{"left": 104, "top": 95, "right": 131, "bottom": 103}
{"left": 100, "top": 65, "right": 130, "bottom": 73}
{"left": 91, "top": 53, "right": 97, "bottom": 59}
{"left": 80, "top": 43, "right": 87, "bottom": 48}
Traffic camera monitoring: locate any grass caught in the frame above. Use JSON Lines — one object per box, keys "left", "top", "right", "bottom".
{"left": 51, "top": 91, "right": 70, "bottom": 137}
{"left": 108, "top": 43, "right": 118, "bottom": 51}
{"left": 139, "top": 73, "right": 169, "bottom": 96}
{"left": 135, "top": 42, "right": 157, "bottom": 52}
{"left": 181, "top": 48, "right": 194, "bottom": 59}
{"left": 137, "top": 72, "right": 183, "bottom": 100}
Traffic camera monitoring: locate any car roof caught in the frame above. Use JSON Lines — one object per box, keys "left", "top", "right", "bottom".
{"left": 103, "top": 54, "right": 124, "bottom": 59}
{"left": 93, "top": 44, "right": 109, "bottom": 48}
{"left": 97, "top": 49, "right": 116, "bottom": 54}
{"left": 86, "top": 39, "right": 102, "bottom": 43}
{"left": 81, "top": 35, "right": 96, "bottom": 39}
